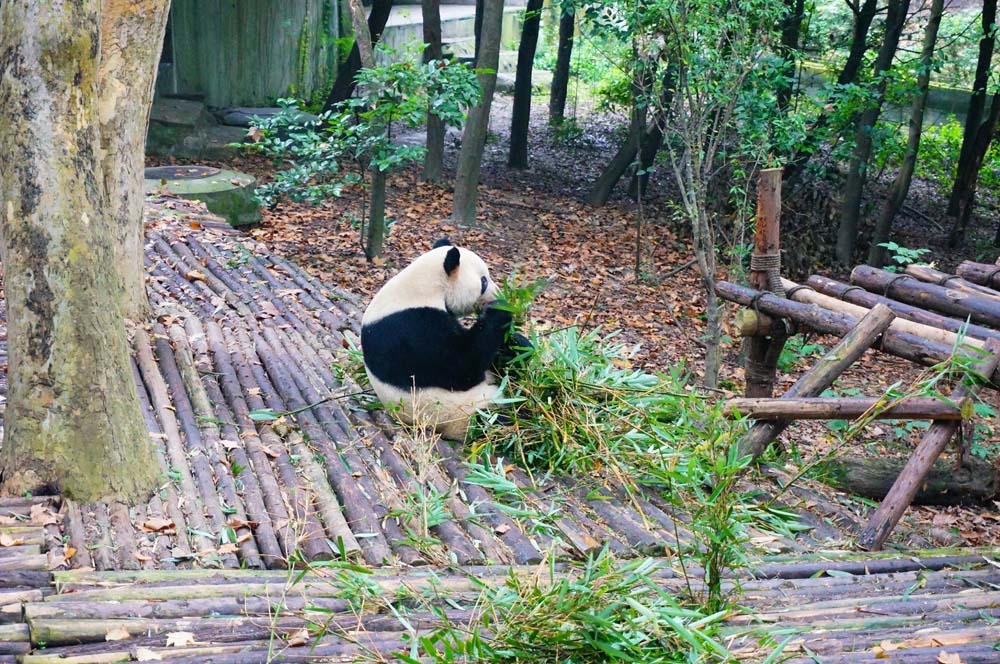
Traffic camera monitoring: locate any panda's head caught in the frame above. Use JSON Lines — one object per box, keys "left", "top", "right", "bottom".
{"left": 363, "top": 238, "right": 501, "bottom": 324}
{"left": 432, "top": 238, "right": 500, "bottom": 315}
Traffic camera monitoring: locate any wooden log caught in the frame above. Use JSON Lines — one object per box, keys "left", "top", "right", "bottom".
{"left": 205, "top": 322, "right": 295, "bottom": 565}
{"left": 59, "top": 500, "right": 92, "bottom": 571}
{"left": 852, "top": 265, "right": 1000, "bottom": 328}
{"left": 166, "top": 324, "right": 262, "bottom": 569}
{"left": 822, "top": 455, "right": 998, "bottom": 505}
{"left": 151, "top": 325, "right": 240, "bottom": 568}
{"left": 184, "top": 317, "right": 285, "bottom": 569}
{"left": 718, "top": 281, "right": 983, "bottom": 376}
{"left": 734, "top": 309, "right": 795, "bottom": 338}
{"left": 906, "top": 264, "right": 1000, "bottom": 301}
{"left": 133, "top": 329, "right": 219, "bottom": 561}
{"left": 723, "top": 396, "right": 970, "bottom": 421}
{"left": 807, "top": 274, "right": 1000, "bottom": 343}
{"left": 783, "top": 278, "right": 983, "bottom": 350}
{"left": 90, "top": 504, "right": 116, "bottom": 571}
{"left": 957, "top": 259, "right": 1000, "bottom": 291}
{"left": 744, "top": 167, "right": 788, "bottom": 398}
{"left": 857, "top": 339, "right": 1000, "bottom": 551}
{"left": 734, "top": 302, "right": 896, "bottom": 461}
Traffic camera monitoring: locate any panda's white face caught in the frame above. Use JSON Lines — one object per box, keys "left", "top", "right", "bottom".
{"left": 362, "top": 244, "right": 500, "bottom": 325}
{"left": 445, "top": 247, "right": 499, "bottom": 316}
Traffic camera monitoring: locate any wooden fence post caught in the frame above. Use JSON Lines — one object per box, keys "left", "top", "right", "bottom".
{"left": 744, "top": 167, "right": 787, "bottom": 399}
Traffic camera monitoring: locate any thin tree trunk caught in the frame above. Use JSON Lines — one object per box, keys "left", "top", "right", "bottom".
{"left": 784, "top": 0, "right": 879, "bottom": 182}
{"left": 508, "top": 0, "right": 544, "bottom": 168}
{"left": 0, "top": 0, "right": 160, "bottom": 502}
{"left": 868, "top": 0, "right": 944, "bottom": 267}
{"left": 629, "top": 63, "right": 677, "bottom": 199}
{"left": 948, "top": 0, "right": 998, "bottom": 245}
{"left": 836, "top": 0, "right": 911, "bottom": 266}
{"left": 99, "top": 0, "right": 170, "bottom": 319}
{"left": 452, "top": 0, "right": 505, "bottom": 226}
{"left": 323, "top": 0, "right": 393, "bottom": 110}
{"left": 422, "top": 0, "right": 445, "bottom": 182}
{"left": 776, "top": 0, "right": 806, "bottom": 111}
{"left": 366, "top": 169, "right": 387, "bottom": 260}
{"left": 548, "top": 6, "right": 575, "bottom": 124}
{"left": 475, "top": 0, "right": 484, "bottom": 61}
{"left": 589, "top": 55, "right": 652, "bottom": 206}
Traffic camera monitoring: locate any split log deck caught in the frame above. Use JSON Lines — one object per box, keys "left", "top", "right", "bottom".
{"left": 1, "top": 197, "right": 998, "bottom": 660}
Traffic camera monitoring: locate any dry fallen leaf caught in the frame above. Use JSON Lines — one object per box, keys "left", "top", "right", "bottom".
{"left": 135, "top": 647, "right": 163, "bottom": 661}
{"left": 0, "top": 532, "right": 24, "bottom": 547}
{"left": 105, "top": 626, "right": 131, "bottom": 641}
{"left": 29, "top": 504, "right": 60, "bottom": 526}
{"left": 141, "top": 517, "right": 175, "bottom": 533}
{"left": 165, "top": 631, "right": 197, "bottom": 648}
{"left": 185, "top": 270, "right": 207, "bottom": 282}
{"left": 937, "top": 651, "right": 963, "bottom": 664}
{"left": 285, "top": 628, "right": 310, "bottom": 647}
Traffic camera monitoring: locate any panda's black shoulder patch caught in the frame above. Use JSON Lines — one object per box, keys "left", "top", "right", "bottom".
{"left": 362, "top": 305, "right": 512, "bottom": 392}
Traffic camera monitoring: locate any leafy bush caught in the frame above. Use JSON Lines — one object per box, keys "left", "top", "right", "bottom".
{"left": 916, "top": 119, "right": 1000, "bottom": 194}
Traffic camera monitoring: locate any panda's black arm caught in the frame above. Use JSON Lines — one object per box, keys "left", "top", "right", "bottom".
{"left": 456, "top": 304, "right": 513, "bottom": 379}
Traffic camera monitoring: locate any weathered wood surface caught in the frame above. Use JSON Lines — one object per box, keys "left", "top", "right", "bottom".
{"left": 3, "top": 544, "right": 1000, "bottom": 662}
{"left": 723, "top": 396, "right": 970, "bottom": 420}
{"left": 821, "top": 455, "right": 998, "bottom": 505}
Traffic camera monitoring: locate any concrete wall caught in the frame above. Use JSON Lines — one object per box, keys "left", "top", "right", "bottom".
{"left": 160, "top": 0, "right": 340, "bottom": 108}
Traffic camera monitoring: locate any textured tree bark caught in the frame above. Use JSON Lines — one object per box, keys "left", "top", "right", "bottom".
{"left": 508, "top": 0, "right": 544, "bottom": 169}
{"left": 868, "top": 0, "right": 944, "bottom": 267}
{"left": 947, "top": 0, "right": 997, "bottom": 243}
{"left": 323, "top": 0, "right": 393, "bottom": 109}
{"left": 421, "top": 0, "right": 445, "bottom": 182}
{"left": 836, "top": 0, "right": 910, "bottom": 266}
{"left": 98, "top": 0, "right": 170, "bottom": 319}
{"left": 724, "top": 396, "right": 969, "bottom": 421}
{"left": 548, "top": 7, "right": 575, "bottom": 125}
{"left": 776, "top": 0, "right": 806, "bottom": 111}
{"left": 452, "top": 0, "right": 505, "bottom": 226}
{"left": 0, "top": 0, "right": 159, "bottom": 502}
{"left": 823, "top": 455, "right": 997, "bottom": 506}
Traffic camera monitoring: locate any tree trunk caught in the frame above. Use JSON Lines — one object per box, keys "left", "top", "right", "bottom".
{"left": 548, "top": 7, "right": 575, "bottom": 125}
{"left": 421, "top": 0, "right": 445, "bottom": 182}
{"left": 776, "top": 0, "right": 806, "bottom": 111}
{"left": 784, "top": 0, "right": 879, "bottom": 182}
{"left": 508, "top": 0, "right": 544, "bottom": 169}
{"left": 868, "top": 0, "right": 944, "bottom": 267}
{"left": 589, "top": 55, "right": 652, "bottom": 206}
{"left": 629, "top": 63, "right": 677, "bottom": 199}
{"left": 99, "top": 0, "right": 170, "bottom": 319}
{"left": 366, "top": 169, "right": 387, "bottom": 260}
{"left": 323, "top": 0, "right": 393, "bottom": 110}
{"left": 0, "top": 0, "right": 160, "bottom": 502}
{"left": 822, "top": 455, "right": 998, "bottom": 506}
{"left": 947, "top": 0, "right": 997, "bottom": 244}
{"left": 474, "top": 0, "right": 484, "bottom": 62}
{"left": 836, "top": 0, "right": 910, "bottom": 266}
{"left": 452, "top": 0, "right": 505, "bottom": 226}
{"left": 951, "top": 91, "right": 1000, "bottom": 246}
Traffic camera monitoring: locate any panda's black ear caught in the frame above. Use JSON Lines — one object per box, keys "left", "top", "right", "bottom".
{"left": 443, "top": 247, "right": 461, "bottom": 276}
{"left": 433, "top": 238, "right": 453, "bottom": 249}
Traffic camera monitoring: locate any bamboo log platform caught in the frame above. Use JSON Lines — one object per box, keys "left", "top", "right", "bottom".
{"left": 0, "top": 542, "right": 997, "bottom": 661}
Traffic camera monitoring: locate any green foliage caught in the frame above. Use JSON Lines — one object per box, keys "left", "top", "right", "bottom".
{"left": 416, "top": 552, "right": 731, "bottom": 663}
{"left": 916, "top": 119, "right": 1000, "bottom": 194}
{"left": 876, "top": 242, "right": 931, "bottom": 273}
{"left": 239, "top": 47, "right": 480, "bottom": 208}
{"left": 777, "top": 336, "right": 826, "bottom": 373}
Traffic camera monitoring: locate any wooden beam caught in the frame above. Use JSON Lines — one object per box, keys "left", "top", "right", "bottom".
{"left": 857, "top": 339, "right": 1000, "bottom": 551}
{"left": 723, "top": 396, "right": 970, "bottom": 421}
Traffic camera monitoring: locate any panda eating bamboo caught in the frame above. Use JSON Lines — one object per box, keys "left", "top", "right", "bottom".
{"left": 361, "top": 239, "right": 530, "bottom": 440}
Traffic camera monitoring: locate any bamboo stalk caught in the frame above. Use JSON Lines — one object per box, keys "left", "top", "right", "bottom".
{"left": 204, "top": 321, "right": 295, "bottom": 565}
{"left": 166, "top": 324, "right": 262, "bottom": 569}
{"left": 133, "top": 328, "right": 218, "bottom": 561}
{"left": 184, "top": 317, "right": 285, "bottom": 569}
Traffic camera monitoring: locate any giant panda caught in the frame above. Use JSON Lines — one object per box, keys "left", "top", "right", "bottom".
{"left": 361, "top": 239, "right": 527, "bottom": 440}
